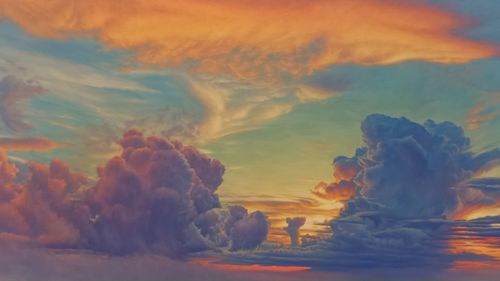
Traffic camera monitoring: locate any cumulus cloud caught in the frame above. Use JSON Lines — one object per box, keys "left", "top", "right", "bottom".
{"left": 284, "top": 217, "right": 306, "bottom": 247}
{"left": 226, "top": 206, "right": 269, "bottom": 251}
{"left": 0, "top": 75, "right": 45, "bottom": 132}
{"left": 0, "top": 130, "right": 268, "bottom": 256}
{"left": 328, "top": 114, "right": 500, "bottom": 267}
{"left": 0, "top": 154, "right": 87, "bottom": 246}
{"left": 312, "top": 149, "right": 363, "bottom": 202}
{"left": 238, "top": 114, "right": 500, "bottom": 269}
{"left": 332, "top": 114, "right": 500, "bottom": 218}
{"left": 0, "top": 136, "right": 65, "bottom": 152}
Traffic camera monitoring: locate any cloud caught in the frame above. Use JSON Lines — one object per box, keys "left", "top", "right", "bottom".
{"left": 0, "top": 130, "right": 268, "bottom": 256}
{"left": 0, "top": 136, "right": 65, "bottom": 152}
{"left": 465, "top": 93, "right": 500, "bottom": 130}
{"left": 0, "top": 155, "right": 87, "bottom": 247}
{"left": 312, "top": 181, "right": 356, "bottom": 202}
{"left": 0, "top": 0, "right": 497, "bottom": 82}
{"left": 284, "top": 217, "right": 306, "bottom": 247}
{"left": 226, "top": 207, "right": 269, "bottom": 251}
{"left": 223, "top": 195, "right": 339, "bottom": 243}
{"left": 452, "top": 177, "right": 500, "bottom": 219}
{"left": 312, "top": 149, "right": 364, "bottom": 202}
{"left": 327, "top": 114, "right": 500, "bottom": 267}
{"left": 78, "top": 129, "right": 227, "bottom": 255}
{"left": 186, "top": 77, "right": 296, "bottom": 141}
{"left": 228, "top": 114, "right": 500, "bottom": 270}
{"left": 0, "top": 75, "right": 45, "bottom": 132}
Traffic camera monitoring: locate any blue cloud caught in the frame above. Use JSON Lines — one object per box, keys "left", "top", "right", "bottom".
{"left": 223, "top": 114, "right": 500, "bottom": 270}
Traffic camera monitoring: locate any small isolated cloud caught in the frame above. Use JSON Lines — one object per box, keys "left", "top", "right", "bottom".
{"left": 226, "top": 206, "right": 269, "bottom": 251}
{"left": 284, "top": 217, "right": 306, "bottom": 247}
{"left": 0, "top": 75, "right": 45, "bottom": 132}
{"left": 0, "top": 136, "right": 65, "bottom": 152}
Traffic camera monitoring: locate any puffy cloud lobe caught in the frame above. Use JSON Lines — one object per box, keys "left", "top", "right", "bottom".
{"left": 312, "top": 149, "right": 363, "bottom": 202}
{"left": 0, "top": 155, "right": 87, "bottom": 246}
{"left": 0, "top": 130, "right": 268, "bottom": 256}
{"left": 83, "top": 129, "right": 226, "bottom": 255}
{"left": 333, "top": 114, "right": 500, "bottom": 218}
{"left": 0, "top": 75, "right": 45, "bottom": 132}
{"left": 312, "top": 181, "right": 356, "bottom": 202}
{"left": 284, "top": 217, "right": 306, "bottom": 247}
{"left": 228, "top": 209, "right": 269, "bottom": 251}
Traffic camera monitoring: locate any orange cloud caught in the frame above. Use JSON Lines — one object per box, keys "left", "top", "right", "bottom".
{"left": 0, "top": 137, "right": 65, "bottom": 152}
{"left": 465, "top": 94, "right": 500, "bottom": 130}
{"left": 1, "top": 0, "right": 497, "bottom": 81}
{"left": 311, "top": 181, "right": 356, "bottom": 202}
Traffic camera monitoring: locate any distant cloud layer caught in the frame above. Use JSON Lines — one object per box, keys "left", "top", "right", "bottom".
{"left": 0, "top": 130, "right": 268, "bottom": 256}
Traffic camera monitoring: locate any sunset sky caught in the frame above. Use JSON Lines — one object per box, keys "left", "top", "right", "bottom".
{"left": 0, "top": 1, "right": 499, "bottom": 280}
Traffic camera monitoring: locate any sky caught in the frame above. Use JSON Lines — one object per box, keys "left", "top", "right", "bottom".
{"left": 0, "top": 0, "right": 500, "bottom": 280}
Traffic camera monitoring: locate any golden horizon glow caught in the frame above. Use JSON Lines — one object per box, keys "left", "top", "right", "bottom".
{"left": 189, "top": 258, "right": 311, "bottom": 272}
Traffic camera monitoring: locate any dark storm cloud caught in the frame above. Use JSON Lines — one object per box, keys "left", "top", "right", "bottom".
{"left": 326, "top": 114, "right": 500, "bottom": 268}
{"left": 0, "top": 75, "right": 45, "bottom": 132}
{"left": 229, "top": 114, "right": 500, "bottom": 270}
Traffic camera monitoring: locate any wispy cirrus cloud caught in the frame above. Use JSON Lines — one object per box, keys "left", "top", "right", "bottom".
{"left": 2, "top": 0, "right": 498, "bottom": 144}
{"left": 0, "top": 0, "right": 497, "bottom": 81}
{"left": 466, "top": 93, "right": 500, "bottom": 130}
{"left": 0, "top": 75, "right": 45, "bottom": 132}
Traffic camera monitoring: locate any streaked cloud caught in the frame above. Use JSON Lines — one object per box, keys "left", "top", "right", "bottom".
{"left": 466, "top": 93, "right": 500, "bottom": 130}
{"left": 0, "top": 136, "right": 64, "bottom": 152}
{"left": 1, "top": 0, "right": 497, "bottom": 82}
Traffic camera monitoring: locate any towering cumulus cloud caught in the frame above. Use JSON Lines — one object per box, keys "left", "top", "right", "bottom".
{"left": 244, "top": 114, "right": 500, "bottom": 269}
{"left": 339, "top": 114, "right": 500, "bottom": 217}
{"left": 324, "top": 114, "right": 500, "bottom": 267}
{"left": 0, "top": 130, "right": 268, "bottom": 256}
